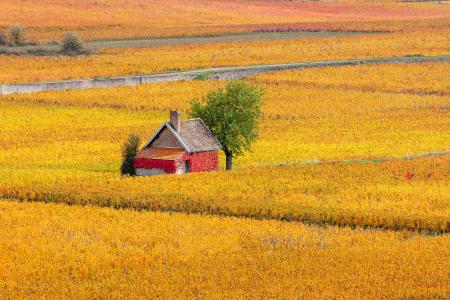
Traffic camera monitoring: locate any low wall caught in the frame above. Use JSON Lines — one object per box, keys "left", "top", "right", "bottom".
{"left": 1, "top": 55, "right": 448, "bottom": 95}
{"left": 0, "top": 73, "right": 199, "bottom": 95}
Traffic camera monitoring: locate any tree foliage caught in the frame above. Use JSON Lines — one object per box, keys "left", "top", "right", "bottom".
{"left": 61, "top": 32, "right": 85, "bottom": 54}
{"left": 9, "top": 25, "right": 25, "bottom": 46}
{"left": 191, "top": 80, "right": 263, "bottom": 170}
{"left": 120, "top": 134, "right": 141, "bottom": 176}
{"left": 0, "top": 31, "right": 7, "bottom": 46}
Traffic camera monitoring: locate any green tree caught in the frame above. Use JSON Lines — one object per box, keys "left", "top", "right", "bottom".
{"left": 120, "top": 134, "right": 141, "bottom": 176}
{"left": 191, "top": 80, "right": 263, "bottom": 170}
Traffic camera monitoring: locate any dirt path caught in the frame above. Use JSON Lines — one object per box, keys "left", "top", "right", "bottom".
{"left": 87, "top": 31, "right": 369, "bottom": 49}
{"left": 1, "top": 31, "right": 369, "bottom": 54}
{"left": 1, "top": 54, "right": 449, "bottom": 95}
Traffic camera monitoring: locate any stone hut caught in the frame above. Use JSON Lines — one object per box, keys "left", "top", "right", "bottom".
{"left": 134, "top": 111, "right": 222, "bottom": 176}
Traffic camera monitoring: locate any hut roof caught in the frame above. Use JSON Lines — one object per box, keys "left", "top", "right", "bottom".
{"left": 178, "top": 119, "right": 222, "bottom": 152}
{"left": 143, "top": 118, "right": 222, "bottom": 153}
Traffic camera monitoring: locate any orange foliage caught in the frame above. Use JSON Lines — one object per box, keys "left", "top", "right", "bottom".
{"left": 254, "top": 61, "right": 450, "bottom": 96}
{"left": 0, "top": 31, "right": 449, "bottom": 83}
{"left": 0, "top": 0, "right": 449, "bottom": 41}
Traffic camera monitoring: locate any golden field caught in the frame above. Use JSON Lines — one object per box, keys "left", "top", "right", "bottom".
{"left": 2, "top": 62, "right": 448, "bottom": 168}
{"left": 1, "top": 97, "right": 448, "bottom": 170}
{"left": 2, "top": 156, "right": 449, "bottom": 232}
{"left": 254, "top": 61, "right": 450, "bottom": 96}
{"left": 1, "top": 0, "right": 449, "bottom": 41}
{"left": 1, "top": 31, "right": 449, "bottom": 83}
{"left": 4, "top": 61, "right": 449, "bottom": 115}
{"left": 1, "top": 5, "right": 449, "bottom": 296}
{"left": 0, "top": 90, "right": 447, "bottom": 169}
{"left": 1, "top": 200, "right": 449, "bottom": 299}
{"left": 1, "top": 61, "right": 449, "bottom": 233}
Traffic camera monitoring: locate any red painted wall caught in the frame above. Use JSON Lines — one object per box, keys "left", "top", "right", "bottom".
{"left": 134, "top": 150, "right": 219, "bottom": 174}
{"left": 134, "top": 158, "right": 178, "bottom": 173}
{"left": 184, "top": 151, "right": 219, "bottom": 172}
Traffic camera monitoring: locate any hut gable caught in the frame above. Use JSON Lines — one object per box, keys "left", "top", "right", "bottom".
{"left": 150, "top": 126, "right": 183, "bottom": 149}
{"left": 143, "top": 114, "right": 221, "bottom": 154}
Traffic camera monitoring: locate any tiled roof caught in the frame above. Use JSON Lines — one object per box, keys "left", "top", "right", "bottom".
{"left": 142, "top": 118, "right": 222, "bottom": 153}
{"left": 177, "top": 119, "right": 222, "bottom": 153}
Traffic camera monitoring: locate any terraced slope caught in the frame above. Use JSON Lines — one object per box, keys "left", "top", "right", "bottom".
{"left": 1, "top": 201, "right": 448, "bottom": 299}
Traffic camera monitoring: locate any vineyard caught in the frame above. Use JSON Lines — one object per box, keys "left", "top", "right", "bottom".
{"left": 2, "top": 62, "right": 448, "bottom": 168}
{"left": 1, "top": 62, "right": 449, "bottom": 234}
{"left": 1, "top": 200, "right": 449, "bottom": 299}
{"left": 2, "top": 156, "right": 449, "bottom": 232}
{"left": 1, "top": 31, "right": 449, "bottom": 83}
{"left": 1, "top": 1, "right": 449, "bottom": 41}
{"left": 1, "top": 1, "right": 449, "bottom": 298}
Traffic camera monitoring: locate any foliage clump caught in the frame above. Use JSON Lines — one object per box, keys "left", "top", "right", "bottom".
{"left": 191, "top": 80, "right": 263, "bottom": 170}
{"left": 9, "top": 25, "right": 26, "bottom": 46}
{"left": 0, "top": 31, "right": 7, "bottom": 46}
{"left": 120, "top": 134, "right": 141, "bottom": 176}
{"left": 61, "top": 32, "right": 85, "bottom": 54}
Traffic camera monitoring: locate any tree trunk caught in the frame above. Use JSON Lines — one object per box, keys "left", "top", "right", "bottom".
{"left": 225, "top": 151, "right": 233, "bottom": 170}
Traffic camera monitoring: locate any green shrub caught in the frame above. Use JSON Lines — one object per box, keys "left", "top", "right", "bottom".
{"left": 61, "top": 32, "right": 85, "bottom": 54}
{"left": 0, "top": 31, "right": 7, "bottom": 46}
{"left": 120, "top": 134, "right": 141, "bottom": 176}
{"left": 10, "top": 25, "right": 25, "bottom": 46}
{"left": 194, "top": 72, "right": 212, "bottom": 81}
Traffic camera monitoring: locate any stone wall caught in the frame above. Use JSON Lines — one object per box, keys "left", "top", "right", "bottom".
{"left": 0, "top": 73, "right": 198, "bottom": 95}
{"left": 1, "top": 55, "right": 448, "bottom": 95}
